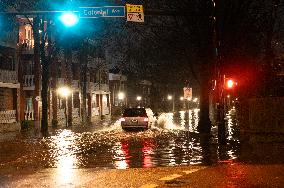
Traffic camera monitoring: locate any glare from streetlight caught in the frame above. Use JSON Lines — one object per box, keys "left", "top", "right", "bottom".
{"left": 118, "top": 92, "right": 125, "bottom": 100}
{"left": 167, "top": 95, "right": 172, "bottom": 100}
{"left": 193, "top": 98, "right": 198, "bottom": 102}
{"left": 59, "top": 12, "right": 79, "bottom": 27}
{"left": 180, "top": 96, "right": 184, "bottom": 101}
{"left": 136, "top": 96, "right": 142, "bottom": 101}
{"left": 57, "top": 86, "right": 71, "bottom": 97}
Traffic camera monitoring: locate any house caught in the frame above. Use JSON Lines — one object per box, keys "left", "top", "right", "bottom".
{"left": 127, "top": 79, "right": 152, "bottom": 108}
{"left": 109, "top": 71, "right": 127, "bottom": 116}
{"left": 0, "top": 15, "right": 21, "bottom": 132}
{"left": 17, "top": 16, "right": 111, "bottom": 128}
{"left": 137, "top": 80, "right": 152, "bottom": 107}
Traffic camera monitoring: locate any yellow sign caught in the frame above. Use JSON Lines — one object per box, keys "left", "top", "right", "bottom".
{"left": 126, "top": 4, "right": 143, "bottom": 13}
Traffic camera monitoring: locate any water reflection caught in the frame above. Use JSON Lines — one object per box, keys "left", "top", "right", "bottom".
{"left": 176, "top": 109, "right": 199, "bottom": 132}
{"left": 142, "top": 140, "right": 154, "bottom": 168}
{"left": 179, "top": 111, "right": 186, "bottom": 128}
{"left": 113, "top": 141, "right": 130, "bottom": 169}
{"left": 226, "top": 107, "right": 239, "bottom": 142}
{"left": 49, "top": 130, "right": 79, "bottom": 168}
{"left": 113, "top": 138, "right": 155, "bottom": 169}
{"left": 1, "top": 107, "right": 282, "bottom": 172}
{"left": 48, "top": 130, "right": 78, "bottom": 184}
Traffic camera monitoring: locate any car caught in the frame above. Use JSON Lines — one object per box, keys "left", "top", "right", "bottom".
{"left": 120, "top": 108, "right": 151, "bottom": 130}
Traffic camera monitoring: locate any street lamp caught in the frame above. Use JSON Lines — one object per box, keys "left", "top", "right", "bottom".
{"left": 136, "top": 96, "right": 142, "bottom": 107}
{"left": 118, "top": 92, "right": 125, "bottom": 114}
{"left": 57, "top": 86, "right": 71, "bottom": 127}
{"left": 118, "top": 92, "right": 125, "bottom": 101}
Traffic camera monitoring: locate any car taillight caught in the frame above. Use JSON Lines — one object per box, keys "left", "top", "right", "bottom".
{"left": 120, "top": 118, "right": 125, "bottom": 122}
{"left": 143, "top": 117, "right": 149, "bottom": 122}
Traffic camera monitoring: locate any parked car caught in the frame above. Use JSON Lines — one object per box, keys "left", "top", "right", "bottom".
{"left": 120, "top": 108, "right": 151, "bottom": 130}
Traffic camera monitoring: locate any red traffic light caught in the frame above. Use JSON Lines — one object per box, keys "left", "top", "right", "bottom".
{"left": 225, "top": 79, "right": 236, "bottom": 89}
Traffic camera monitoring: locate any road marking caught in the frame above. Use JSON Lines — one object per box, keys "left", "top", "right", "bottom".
{"left": 183, "top": 169, "right": 200, "bottom": 174}
{"left": 159, "top": 174, "right": 182, "bottom": 181}
{"left": 140, "top": 184, "right": 159, "bottom": 188}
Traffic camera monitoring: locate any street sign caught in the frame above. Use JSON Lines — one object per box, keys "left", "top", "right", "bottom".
{"left": 126, "top": 4, "right": 143, "bottom": 13}
{"left": 79, "top": 6, "right": 125, "bottom": 18}
{"left": 127, "top": 12, "right": 144, "bottom": 22}
{"left": 126, "top": 4, "right": 144, "bottom": 23}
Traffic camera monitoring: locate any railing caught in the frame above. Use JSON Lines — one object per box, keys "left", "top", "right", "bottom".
{"left": 72, "top": 108, "right": 80, "bottom": 118}
{"left": 94, "top": 83, "right": 109, "bottom": 92}
{"left": 0, "top": 70, "right": 18, "bottom": 83}
{"left": 101, "top": 83, "right": 109, "bottom": 91}
{"left": 109, "top": 73, "right": 127, "bottom": 81}
{"left": 57, "top": 78, "right": 65, "bottom": 87}
{"left": 0, "top": 31, "right": 17, "bottom": 48}
{"left": 0, "top": 110, "right": 17, "bottom": 124}
{"left": 24, "top": 109, "right": 34, "bottom": 120}
{"left": 57, "top": 109, "right": 65, "bottom": 120}
{"left": 23, "top": 75, "right": 35, "bottom": 87}
{"left": 57, "top": 79, "right": 80, "bottom": 90}
{"left": 92, "top": 107, "right": 99, "bottom": 117}
{"left": 102, "top": 106, "right": 110, "bottom": 115}
{"left": 20, "top": 39, "right": 34, "bottom": 52}
{"left": 72, "top": 80, "right": 80, "bottom": 90}
{"left": 86, "top": 82, "right": 95, "bottom": 92}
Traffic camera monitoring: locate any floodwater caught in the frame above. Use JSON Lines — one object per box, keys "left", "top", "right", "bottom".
{"left": 0, "top": 108, "right": 283, "bottom": 173}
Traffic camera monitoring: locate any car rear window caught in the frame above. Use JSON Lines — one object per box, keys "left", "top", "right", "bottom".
{"left": 123, "top": 108, "right": 147, "bottom": 117}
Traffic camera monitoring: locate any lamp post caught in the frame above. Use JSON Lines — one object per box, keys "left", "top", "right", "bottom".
{"left": 57, "top": 86, "right": 71, "bottom": 127}
{"left": 118, "top": 92, "right": 125, "bottom": 113}
{"left": 167, "top": 95, "right": 174, "bottom": 112}
{"left": 136, "top": 96, "right": 142, "bottom": 107}
{"left": 192, "top": 97, "right": 199, "bottom": 108}
{"left": 180, "top": 96, "right": 185, "bottom": 109}
{"left": 186, "top": 98, "right": 191, "bottom": 111}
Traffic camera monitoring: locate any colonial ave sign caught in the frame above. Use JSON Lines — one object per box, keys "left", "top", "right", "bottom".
{"left": 79, "top": 6, "right": 125, "bottom": 18}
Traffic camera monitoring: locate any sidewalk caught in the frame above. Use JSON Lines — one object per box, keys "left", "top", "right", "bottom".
{"left": 2, "top": 163, "right": 284, "bottom": 188}
{"left": 160, "top": 163, "right": 284, "bottom": 188}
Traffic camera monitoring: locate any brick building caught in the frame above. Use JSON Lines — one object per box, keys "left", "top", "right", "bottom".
{"left": 0, "top": 15, "right": 21, "bottom": 132}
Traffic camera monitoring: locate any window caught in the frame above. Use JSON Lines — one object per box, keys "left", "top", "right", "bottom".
{"left": 122, "top": 108, "right": 147, "bottom": 117}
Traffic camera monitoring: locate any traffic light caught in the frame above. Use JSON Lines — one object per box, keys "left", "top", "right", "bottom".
{"left": 225, "top": 79, "right": 237, "bottom": 89}
{"left": 59, "top": 12, "right": 79, "bottom": 27}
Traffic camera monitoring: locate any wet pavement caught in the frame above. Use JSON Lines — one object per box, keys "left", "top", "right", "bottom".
{"left": 0, "top": 108, "right": 284, "bottom": 186}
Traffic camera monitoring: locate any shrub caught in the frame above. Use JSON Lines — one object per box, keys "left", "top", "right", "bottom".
{"left": 21, "top": 120, "right": 31, "bottom": 130}
{"left": 52, "top": 119, "right": 58, "bottom": 128}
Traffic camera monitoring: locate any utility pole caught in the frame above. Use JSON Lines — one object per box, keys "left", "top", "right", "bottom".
{"left": 81, "top": 40, "right": 88, "bottom": 125}
{"left": 65, "top": 41, "right": 73, "bottom": 127}
{"left": 33, "top": 16, "right": 41, "bottom": 129}
{"left": 212, "top": 0, "right": 226, "bottom": 144}
{"left": 40, "top": 17, "right": 51, "bottom": 133}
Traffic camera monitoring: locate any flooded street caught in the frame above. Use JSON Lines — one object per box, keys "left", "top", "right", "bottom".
{"left": 0, "top": 109, "right": 283, "bottom": 174}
